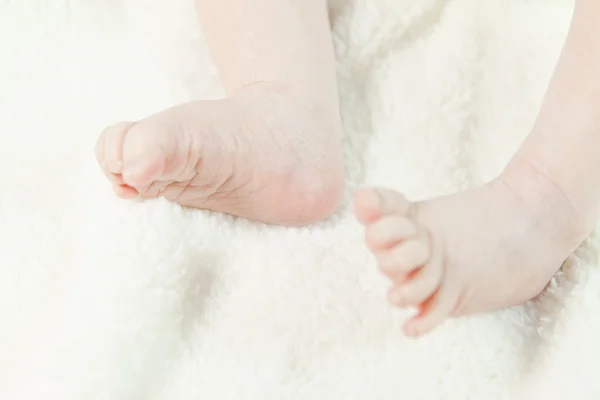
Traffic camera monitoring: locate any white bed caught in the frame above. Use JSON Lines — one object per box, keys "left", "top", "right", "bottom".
{"left": 2, "top": 0, "right": 599, "bottom": 398}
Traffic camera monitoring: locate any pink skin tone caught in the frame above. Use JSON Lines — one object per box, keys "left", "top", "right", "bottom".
{"left": 96, "top": 0, "right": 600, "bottom": 336}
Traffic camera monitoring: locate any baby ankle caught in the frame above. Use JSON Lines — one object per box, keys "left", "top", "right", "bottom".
{"left": 500, "top": 156, "right": 590, "bottom": 246}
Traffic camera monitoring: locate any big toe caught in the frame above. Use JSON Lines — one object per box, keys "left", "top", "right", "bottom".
{"left": 354, "top": 187, "right": 412, "bottom": 224}
{"left": 96, "top": 121, "right": 135, "bottom": 177}
{"left": 120, "top": 119, "right": 181, "bottom": 188}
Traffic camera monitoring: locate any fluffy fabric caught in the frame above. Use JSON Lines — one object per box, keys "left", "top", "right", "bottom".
{"left": 2, "top": 0, "right": 599, "bottom": 398}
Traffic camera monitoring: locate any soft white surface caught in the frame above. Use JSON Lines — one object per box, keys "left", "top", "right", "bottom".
{"left": 2, "top": 0, "right": 600, "bottom": 399}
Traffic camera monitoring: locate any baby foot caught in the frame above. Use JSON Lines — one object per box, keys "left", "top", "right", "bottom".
{"left": 354, "top": 165, "right": 586, "bottom": 337}
{"left": 95, "top": 83, "right": 344, "bottom": 225}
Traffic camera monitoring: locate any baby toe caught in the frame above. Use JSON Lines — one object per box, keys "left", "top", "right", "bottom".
{"left": 109, "top": 173, "right": 125, "bottom": 185}
{"left": 113, "top": 183, "right": 139, "bottom": 199}
{"left": 365, "top": 215, "right": 417, "bottom": 251}
{"left": 95, "top": 130, "right": 111, "bottom": 179}
{"left": 354, "top": 188, "right": 382, "bottom": 224}
{"left": 378, "top": 239, "right": 430, "bottom": 279}
{"left": 354, "top": 187, "right": 411, "bottom": 224}
{"left": 388, "top": 236, "right": 443, "bottom": 306}
{"left": 95, "top": 130, "right": 106, "bottom": 167}
{"left": 101, "top": 121, "right": 135, "bottom": 174}
{"left": 403, "top": 282, "right": 459, "bottom": 337}
{"left": 121, "top": 121, "right": 174, "bottom": 188}
{"left": 373, "top": 188, "right": 412, "bottom": 216}
{"left": 388, "top": 263, "right": 442, "bottom": 307}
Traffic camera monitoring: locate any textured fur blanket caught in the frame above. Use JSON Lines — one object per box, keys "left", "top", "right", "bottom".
{"left": 2, "top": 0, "right": 599, "bottom": 399}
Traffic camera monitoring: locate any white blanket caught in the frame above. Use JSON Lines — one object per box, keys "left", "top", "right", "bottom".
{"left": 2, "top": 0, "right": 599, "bottom": 399}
